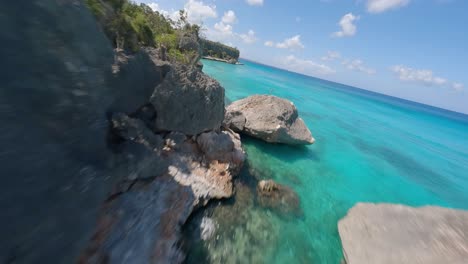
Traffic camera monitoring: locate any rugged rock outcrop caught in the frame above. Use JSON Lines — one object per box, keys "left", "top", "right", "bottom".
{"left": 0, "top": 1, "right": 241, "bottom": 263}
{"left": 150, "top": 65, "right": 225, "bottom": 135}
{"left": 81, "top": 112, "right": 244, "bottom": 263}
{"left": 338, "top": 203, "right": 468, "bottom": 264}
{"left": 256, "top": 180, "right": 303, "bottom": 217}
{"left": 178, "top": 31, "right": 202, "bottom": 64}
{"left": 196, "top": 128, "right": 245, "bottom": 174}
{"left": 224, "top": 95, "right": 315, "bottom": 145}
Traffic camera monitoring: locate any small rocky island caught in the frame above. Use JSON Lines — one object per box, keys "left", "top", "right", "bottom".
{"left": 225, "top": 95, "right": 315, "bottom": 145}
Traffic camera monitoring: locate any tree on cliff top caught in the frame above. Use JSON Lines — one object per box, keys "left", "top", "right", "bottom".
{"left": 85, "top": 0, "right": 200, "bottom": 64}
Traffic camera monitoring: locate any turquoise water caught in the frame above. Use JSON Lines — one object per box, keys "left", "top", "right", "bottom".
{"left": 194, "top": 59, "right": 468, "bottom": 263}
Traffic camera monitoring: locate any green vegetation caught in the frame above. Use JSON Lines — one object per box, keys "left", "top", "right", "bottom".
{"left": 201, "top": 39, "right": 240, "bottom": 62}
{"left": 85, "top": 0, "right": 199, "bottom": 63}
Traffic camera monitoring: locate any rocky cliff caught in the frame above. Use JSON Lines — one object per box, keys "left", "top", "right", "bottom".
{"left": 0, "top": 1, "right": 243, "bottom": 263}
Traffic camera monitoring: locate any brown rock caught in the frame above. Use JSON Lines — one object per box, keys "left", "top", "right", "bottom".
{"left": 256, "top": 180, "right": 302, "bottom": 217}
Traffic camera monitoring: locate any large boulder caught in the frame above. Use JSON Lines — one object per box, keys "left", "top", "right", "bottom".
{"left": 150, "top": 65, "right": 225, "bottom": 135}
{"left": 338, "top": 203, "right": 468, "bottom": 264}
{"left": 224, "top": 95, "right": 314, "bottom": 145}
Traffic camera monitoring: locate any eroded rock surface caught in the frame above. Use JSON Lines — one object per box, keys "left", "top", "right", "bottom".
{"left": 83, "top": 113, "right": 244, "bottom": 263}
{"left": 257, "top": 180, "right": 302, "bottom": 217}
{"left": 338, "top": 203, "right": 468, "bottom": 264}
{"left": 150, "top": 65, "right": 225, "bottom": 135}
{"left": 224, "top": 95, "right": 314, "bottom": 145}
{"left": 196, "top": 128, "right": 245, "bottom": 174}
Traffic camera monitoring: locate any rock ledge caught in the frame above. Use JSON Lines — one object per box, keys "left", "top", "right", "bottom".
{"left": 338, "top": 203, "right": 468, "bottom": 264}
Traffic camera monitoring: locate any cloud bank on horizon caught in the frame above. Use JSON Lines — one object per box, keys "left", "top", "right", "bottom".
{"left": 138, "top": 0, "right": 467, "bottom": 113}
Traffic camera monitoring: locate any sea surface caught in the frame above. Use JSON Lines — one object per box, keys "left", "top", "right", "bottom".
{"left": 184, "top": 59, "right": 468, "bottom": 263}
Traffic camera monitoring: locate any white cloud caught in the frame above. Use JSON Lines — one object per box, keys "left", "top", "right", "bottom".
{"left": 147, "top": 3, "right": 179, "bottom": 21}
{"left": 264, "top": 41, "right": 274, "bottom": 47}
{"left": 321, "top": 51, "right": 341, "bottom": 61}
{"left": 343, "top": 59, "right": 376, "bottom": 75}
{"left": 184, "top": 0, "right": 217, "bottom": 24}
{"left": 391, "top": 65, "right": 463, "bottom": 91}
{"left": 213, "top": 21, "right": 233, "bottom": 35}
{"left": 452, "top": 82, "right": 464, "bottom": 92}
{"left": 275, "top": 35, "right": 305, "bottom": 50}
{"left": 246, "top": 0, "right": 264, "bottom": 6}
{"left": 333, "top": 13, "right": 360, "bottom": 38}
{"left": 239, "top": 30, "right": 257, "bottom": 44}
{"left": 280, "top": 55, "right": 335, "bottom": 76}
{"left": 367, "top": 0, "right": 410, "bottom": 14}
{"left": 148, "top": 3, "right": 161, "bottom": 12}
{"left": 222, "top": 10, "right": 237, "bottom": 24}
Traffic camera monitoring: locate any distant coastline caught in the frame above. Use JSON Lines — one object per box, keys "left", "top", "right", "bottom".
{"left": 202, "top": 56, "right": 244, "bottom": 65}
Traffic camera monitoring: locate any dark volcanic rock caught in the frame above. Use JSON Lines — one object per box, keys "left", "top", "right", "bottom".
{"left": 256, "top": 180, "right": 302, "bottom": 217}
{"left": 339, "top": 203, "right": 468, "bottom": 264}
{"left": 224, "top": 95, "right": 315, "bottom": 145}
{"left": 150, "top": 65, "right": 225, "bottom": 135}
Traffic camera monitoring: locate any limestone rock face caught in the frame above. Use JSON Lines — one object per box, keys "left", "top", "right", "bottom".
{"left": 257, "top": 180, "right": 302, "bottom": 217}
{"left": 196, "top": 128, "right": 245, "bottom": 173}
{"left": 83, "top": 113, "right": 244, "bottom": 263}
{"left": 224, "top": 95, "right": 314, "bottom": 145}
{"left": 178, "top": 31, "right": 202, "bottom": 64}
{"left": 150, "top": 65, "right": 225, "bottom": 135}
{"left": 338, "top": 203, "right": 468, "bottom": 264}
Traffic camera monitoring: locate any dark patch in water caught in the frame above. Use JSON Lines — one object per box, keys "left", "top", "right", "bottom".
{"left": 242, "top": 135, "right": 320, "bottom": 162}
{"left": 353, "top": 138, "right": 465, "bottom": 204}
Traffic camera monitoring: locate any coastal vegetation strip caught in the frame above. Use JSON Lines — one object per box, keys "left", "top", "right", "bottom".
{"left": 200, "top": 39, "right": 240, "bottom": 64}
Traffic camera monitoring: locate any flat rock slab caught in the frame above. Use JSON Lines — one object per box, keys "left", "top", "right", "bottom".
{"left": 338, "top": 203, "right": 468, "bottom": 264}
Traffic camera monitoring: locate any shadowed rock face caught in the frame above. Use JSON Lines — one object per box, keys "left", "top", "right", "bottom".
{"left": 224, "top": 95, "right": 315, "bottom": 145}
{"left": 338, "top": 203, "right": 468, "bottom": 264}
{"left": 150, "top": 65, "right": 225, "bottom": 135}
{"left": 0, "top": 1, "right": 239, "bottom": 263}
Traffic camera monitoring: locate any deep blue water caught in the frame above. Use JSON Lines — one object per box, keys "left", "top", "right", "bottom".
{"left": 197, "top": 58, "right": 468, "bottom": 263}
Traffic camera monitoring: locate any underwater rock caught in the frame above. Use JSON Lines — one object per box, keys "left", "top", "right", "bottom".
{"left": 256, "top": 180, "right": 303, "bottom": 217}
{"left": 339, "top": 203, "right": 468, "bottom": 264}
{"left": 224, "top": 95, "right": 314, "bottom": 145}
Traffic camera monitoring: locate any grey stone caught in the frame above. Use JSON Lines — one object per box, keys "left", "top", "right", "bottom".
{"left": 150, "top": 65, "right": 225, "bottom": 135}
{"left": 225, "top": 95, "right": 314, "bottom": 145}
{"left": 178, "top": 31, "right": 202, "bottom": 64}
{"left": 338, "top": 203, "right": 468, "bottom": 264}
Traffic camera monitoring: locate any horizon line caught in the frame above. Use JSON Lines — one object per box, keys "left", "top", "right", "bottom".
{"left": 237, "top": 57, "right": 468, "bottom": 117}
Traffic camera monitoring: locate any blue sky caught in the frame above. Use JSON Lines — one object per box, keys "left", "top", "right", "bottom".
{"left": 135, "top": 0, "right": 468, "bottom": 114}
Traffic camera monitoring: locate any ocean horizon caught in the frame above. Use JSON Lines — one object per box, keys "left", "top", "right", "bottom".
{"left": 239, "top": 58, "right": 468, "bottom": 119}
{"left": 184, "top": 58, "right": 468, "bottom": 263}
